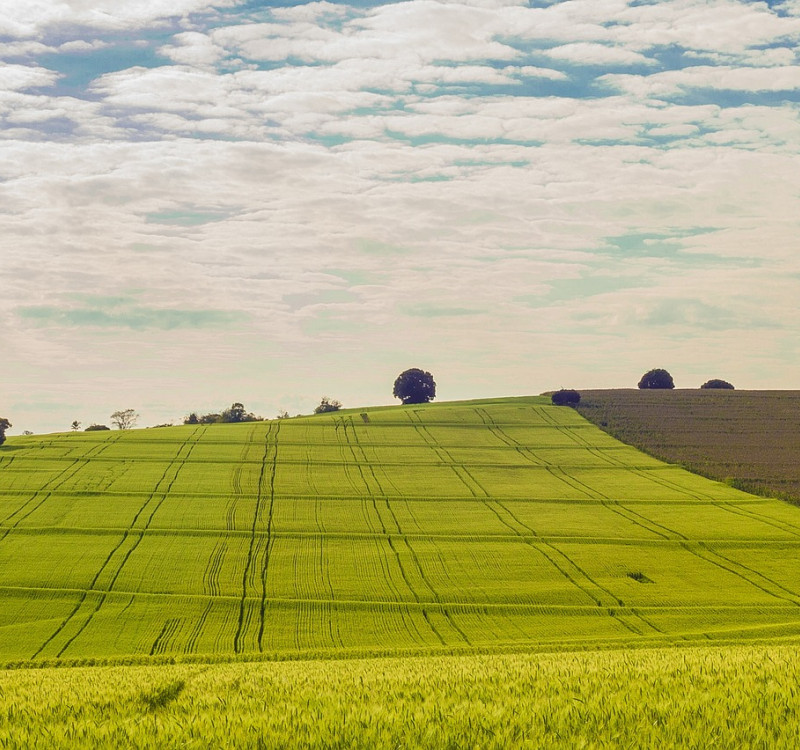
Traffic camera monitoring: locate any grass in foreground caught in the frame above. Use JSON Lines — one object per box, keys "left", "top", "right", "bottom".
{"left": 1, "top": 646, "right": 799, "bottom": 748}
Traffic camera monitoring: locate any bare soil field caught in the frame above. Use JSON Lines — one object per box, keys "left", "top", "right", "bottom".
{"left": 577, "top": 390, "right": 800, "bottom": 504}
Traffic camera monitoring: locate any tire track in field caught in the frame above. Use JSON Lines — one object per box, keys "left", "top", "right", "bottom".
{"left": 185, "top": 600, "right": 214, "bottom": 654}
{"left": 532, "top": 405, "right": 623, "bottom": 467}
{"left": 225, "top": 425, "right": 260, "bottom": 532}
{"left": 475, "top": 408, "right": 549, "bottom": 466}
{"left": 682, "top": 541, "right": 800, "bottom": 606}
{"left": 0, "top": 435, "right": 119, "bottom": 530}
{"left": 30, "top": 426, "right": 206, "bottom": 659}
{"left": 65, "top": 427, "right": 206, "bottom": 657}
{"left": 150, "top": 618, "right": 182, "bottom": 656}
{"left": 345, "top": 418, "right": 403, "bottom": 534}
{"left": 234, "top": 422, "right": 278, "bottom": 653}
{"left": 407, "top": 410, "right": 532, "bottom": 536}
{"left": 467, "top": 409, "right": 657, "bottom": 634}
{"left": 256, "top": 420, "right": 282, "bottom": 652}
{"left": 544, "top": 466, "right": 679, "bottom": 541}
{"left": 255, "top": 417, "right": 281, "bottom": 653}
{"left": 334, "top": 418, "right": 380, "bottom": 535}
{"left": 492, "top": 499, "right": 662, "bottom": 634}
{"left": 560, "top": 466, "right": 800, "bottom": 606}
{"left": 203, "top": 541, "right": 226, "bottom": 597}
{"left": 343, "top": 416, "right": 455, "bottom": 644}
{"left": 0, "top": 432, "right": 127, "bottom": 535}
{"left": 632, "top": 468, "right": 800, "bottom": 538}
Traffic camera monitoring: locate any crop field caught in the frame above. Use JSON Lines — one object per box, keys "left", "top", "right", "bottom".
{"left": 577, "top": 389, "right": 800, "bottom": 503}
{"left": 3, "top": 395, "right": 800, "bottom": 665}
{"left": 2, "top": 646, "right": 800, "bottom": 748}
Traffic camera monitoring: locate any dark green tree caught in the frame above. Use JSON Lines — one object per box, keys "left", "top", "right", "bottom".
{"left": 701, "top": 379, "right": 734, "bottom": 390}
{"left": 0, "top": 417, "right": 11, "bottom": 446}
{"left": 638, "top": 369, "right": 675, "bottom": 390}
{"left": 222, "top": 402, "right": 247, "bottom": 423}
{"left": 393, "top": 368, "right": 436, "bottom": 405}
{"left": 551, "top": 389, "right": 581, "bottom": 406}
{"left": 314, "top": 397, "right": 342, "bottom": 414}
{"left": 85, "top": 424, "right": 110, "bottom": 431}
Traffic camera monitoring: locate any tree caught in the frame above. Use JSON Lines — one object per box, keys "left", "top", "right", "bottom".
{"left": 276, "top": 410, "right": 290, "bottom": 420}
{"left": 110, "top": 409, "right": 139, "bottom": 430}
{"left": 638, "top": 369, "right": 674, "bottom": 390}
{"left": 0, "top": 417, "right": 11, "bottom": 446}
{"left": 551, "top": 389, "right": 581, "bottom": 406}
{"left": 393, "top": 368, "right": 436, "bottom": 405}
{"left": 184, "top": 412, "right": 200, "bottom": 425}
{"left": 314, "top": 397, "right": 342, "bottom": 414}
{"left": 701, "top": 379, "right": 734, "bottom": 390}
{"left": 85, "top": 424, "right": 110, "bottom": 431}
{"left": 71, "top": 420, "right": 81, "bottom": 431}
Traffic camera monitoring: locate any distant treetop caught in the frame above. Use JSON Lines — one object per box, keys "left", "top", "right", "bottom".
{"left": 393, "top": 368, "right": 436, "bottom": 405}
{"left": 314, "top": 397, "right": 342, "bottom": 414}
{"left": 638, "top": 368, "right": 675, "bottom": 390}
{"left": 551, "top": 389, "right": 581, "bottom": 406}
{"left": 0, "top": 417, "right": 11, "bottom": 447}
{"left": 110, "top": 409, "right": 139, "bottom": 430}
{"left": 701, "top": 379, "right": 734, "bottom": 390}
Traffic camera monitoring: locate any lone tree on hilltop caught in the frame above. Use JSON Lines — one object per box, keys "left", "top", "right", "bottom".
{"left": 0, "top": 417, "right": 11, "bottom": 446}
{"left": 314, "top": 397, "right": 342, "bottom": 414}
{"left": 110, "top": 409, "right": 139, "bottom": 430}
{"left": 638, "top": 369, "right": 675, "bottom": 390}
{"left": 71, "top": 420, "right": 81, "bottom": 431}
{"left": 701, "top": 379, "right": 734, "bottom": 390}
{"left": 393, "top": 368, "right": 436, "bottom": 405}
{"left": 551, "top": 389, "right": 581, "bottom": 406}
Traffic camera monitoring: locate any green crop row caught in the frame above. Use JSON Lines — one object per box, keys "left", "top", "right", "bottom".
{"left": 1, "top": 646, "right": 800, "bottom": 748}
{"left": 4, "top": 396, "right": 800, "bottom": 662}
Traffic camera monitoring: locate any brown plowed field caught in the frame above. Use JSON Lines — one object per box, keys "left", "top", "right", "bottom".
{"left": 576, "top": 389, "right": 800, "bottom": 505}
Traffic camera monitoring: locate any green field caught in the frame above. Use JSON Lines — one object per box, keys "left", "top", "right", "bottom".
{"left": 3, "top": 395, "right": 800, "bottom": 665}
{"left": 2, "top": 646, "right": 800, "bottom": 748}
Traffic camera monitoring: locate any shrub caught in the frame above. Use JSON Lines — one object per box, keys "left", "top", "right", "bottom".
{"left": 314, "top": 397, "right": 342, "bottom": 414}
{"left": 701, "top": 379, "right": 734, "bottom": 390}
{"left": 551, "top": 389, "right": 581, "bottom": 406}
{"left": 84, "top": 424, "right": 110, "bottom": 431}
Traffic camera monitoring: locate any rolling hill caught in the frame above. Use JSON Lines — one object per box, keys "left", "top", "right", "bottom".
{"left": 2, "top": 395, "right": 800, "bottom": 665}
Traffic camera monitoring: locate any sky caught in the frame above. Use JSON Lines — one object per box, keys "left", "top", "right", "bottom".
{"left": 1, "top": 0, "right": 799, "bottom": 434}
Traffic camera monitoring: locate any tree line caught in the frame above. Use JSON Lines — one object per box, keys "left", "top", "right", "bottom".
{"left": 0, "top": 368, "right": 439, "bottom": 439}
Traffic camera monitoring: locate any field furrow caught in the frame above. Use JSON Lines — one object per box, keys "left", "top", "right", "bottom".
{"left": 4, "top": 395, "right": 800, "bottom": 662}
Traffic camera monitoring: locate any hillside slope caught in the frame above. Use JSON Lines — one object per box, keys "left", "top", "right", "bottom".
{"left": 577, "top": 390, "right": 800, "bottom": 503}
{"left": 2, "top": 396, "right": 800, "bottom": 664}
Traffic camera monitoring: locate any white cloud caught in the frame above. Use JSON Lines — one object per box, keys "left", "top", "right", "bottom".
{"left": 543, "top": 42, "right": 655, "bottom": 67}
{"left": 0, "top": 0, "right": 241, "bottom": 37}
{"left": 0, "top": 63, "right": 60, "bottom": 91}
{"left": 602, "top": 65, "right": 800, "bottom": 96}
{"left": 158, "top": 31, "right": 227, "bottom": 67}
{"left": 3, "top": 0, "right": 800, "bottom": 432}
{"left": 58, "top": 39, "right": 110, "bottom": 53}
